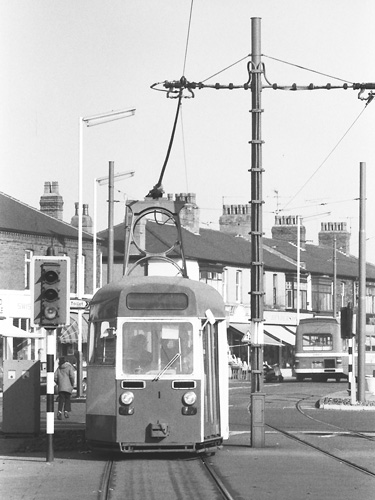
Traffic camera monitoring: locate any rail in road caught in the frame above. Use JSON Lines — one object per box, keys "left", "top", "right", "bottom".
{"left": 98, "top": 454, "right": 236, "bottom": 500}
{"left": 267, "top": 392, "right": 375, "bottom": 478}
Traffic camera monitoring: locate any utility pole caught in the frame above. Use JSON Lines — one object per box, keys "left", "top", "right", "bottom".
{"left": 358, "top": 162, "right": 366, "bottom": 401}
{"left": 108, "top": 161, "right": 115, "bottom": 284}
{"left": 249, "top": 17, "right": 265, "bottom": 448}
{"left": 333, "top": 236, "right": 337, "bottom": 317}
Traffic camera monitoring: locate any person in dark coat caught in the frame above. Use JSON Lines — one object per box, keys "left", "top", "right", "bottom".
{"left": 54, "top": 356, "right": 75, "bottom": 420}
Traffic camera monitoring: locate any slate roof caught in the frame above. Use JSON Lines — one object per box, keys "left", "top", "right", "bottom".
{"left": 263, "top": 236, "right": 375, "bottom": 281}
{"left": 0, "top": 191, "right": 93, "bottom": 241}
{"left": 100, "top": 221, "right": 300, "bottom": 273}
{"left": 99, "top": 220, "right": 375, "bottom": 281}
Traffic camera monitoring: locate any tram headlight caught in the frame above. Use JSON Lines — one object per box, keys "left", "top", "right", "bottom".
{"left": 120, "top": 391, "right": 134, "bottom": 405}
{"left": 182, "top": 391, "right": 197, "bottom": 406}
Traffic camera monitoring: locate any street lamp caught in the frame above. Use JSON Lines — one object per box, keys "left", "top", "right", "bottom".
{"left": 93, "top": 169, "right": 135, "bottom": 292}
{"left": 77, "top": 107, "right": 135, "bottom": 299}
{"left": 76, "top": 107, "right": 135, "bottom": 397}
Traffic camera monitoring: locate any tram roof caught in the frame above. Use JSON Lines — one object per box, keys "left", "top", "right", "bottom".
{"left": 90, "top": 276, "right": 226, "bottom": 321}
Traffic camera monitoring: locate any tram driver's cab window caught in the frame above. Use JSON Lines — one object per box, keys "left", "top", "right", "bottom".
{"left": 122, "top": 322, "right": 193, "bottom": 375}
{"left": 91, "top": 321, "right": 117, "bottom": 365}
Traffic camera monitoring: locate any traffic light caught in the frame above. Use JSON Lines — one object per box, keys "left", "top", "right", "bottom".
{"left": 31, "top": 256, "right": 70, "bottom": 328}
{"left": 340, "top": 304, "right": 353, "bottom": 339}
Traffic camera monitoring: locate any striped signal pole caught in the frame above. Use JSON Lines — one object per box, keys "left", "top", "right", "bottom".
{"left": 46, "top": 328, "right": 56, "bottom": 462}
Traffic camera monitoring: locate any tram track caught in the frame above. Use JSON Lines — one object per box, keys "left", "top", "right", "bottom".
{"left": 266, "top": 395, "right": 375, "bottom": 478}
{"left": 98, "top": 454, "right": 236, "bottom": 500}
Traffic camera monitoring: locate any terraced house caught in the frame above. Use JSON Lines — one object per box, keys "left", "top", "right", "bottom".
{"left": 1, "top": 186, "right": 375, "bottom": 370}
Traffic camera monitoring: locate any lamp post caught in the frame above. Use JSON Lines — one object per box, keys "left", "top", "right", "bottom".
{"left": 76, "top": 107, "right": 135, "bottom": 397}
{"left": 78, "top": 107, "right": 136, "bottom": 299}
{"left": 93, "top": 168, "right": 135, "bottom": 292}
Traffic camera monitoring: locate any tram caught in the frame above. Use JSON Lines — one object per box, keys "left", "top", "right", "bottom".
{"left": 293, "top": 316, "right": 348, "bottom": 382}
{"left": 85, "top": 275, "right": 229, "bottom": 454}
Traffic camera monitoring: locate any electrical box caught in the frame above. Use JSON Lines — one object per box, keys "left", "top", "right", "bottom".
{"left": 2, "top": 360, "right": 40, "bottom": 434}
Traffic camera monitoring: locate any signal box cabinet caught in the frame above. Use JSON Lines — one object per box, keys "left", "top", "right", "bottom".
{"left": 2, "top": 360, "right": 40, "bottom": 434}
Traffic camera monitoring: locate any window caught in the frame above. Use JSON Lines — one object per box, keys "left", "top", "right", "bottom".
{"left": 311, "top": 277, "right": 332, "bottom": 312}
{"left": 366, "top": 285, "right": 375, "bottom": 314}
{"left": 222, "top": 268, "right": 228, "bottom": 302}
{"left": 365, "top": 334, "right": 375, "bottom": 352}
{"left": 273, "top": 274, "right": 278, "bottom": 307}
{"left": 91, "top": 321, "right": 117, "bottom": 365}
{"left": 25, "top": 250, "right": 33, "bottom": 289}
{"left": 285, "top": 277, "right": 307, "bottom": 310}
{"left": 302, "top": 334, "right": 333, "bottom": 351}
{"left": 75, "top": 254, "right": 86, "bottom": 294}
{"left": 122, "top": 321, "right": 193, "bottom": 376}
{"left": 235, "top": 271, "right": 242, "bottom": 303}
{"left": 200, "top": 268, "right": 223, "bottom": 294}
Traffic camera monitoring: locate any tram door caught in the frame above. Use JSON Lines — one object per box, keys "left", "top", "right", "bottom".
{"left": 203, "top": 322, "right": 220, "bottom": 438}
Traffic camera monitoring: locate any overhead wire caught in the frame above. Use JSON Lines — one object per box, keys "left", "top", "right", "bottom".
{"left": 180, "top": 0, "right": 194, "bottom": 193}
{"left": 262, "top": 54, "right": 354, "bottom": 84}
{"left": 182, "top": 0, "right": 194, "bottom": 76}
{"left": 146, "top": 0, "right": 194, "bottom": 198}
{"left": 280, "top": 102, "right": 372, "bottom": 213}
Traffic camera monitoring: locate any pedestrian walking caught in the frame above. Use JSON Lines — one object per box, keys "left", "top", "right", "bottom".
{"left": 54, "top": 356, "right": 75, "bottom": 420}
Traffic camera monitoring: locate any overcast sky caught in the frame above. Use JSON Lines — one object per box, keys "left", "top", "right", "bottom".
{"left": 1, "top": 1, "right": 375, "bottom": 260}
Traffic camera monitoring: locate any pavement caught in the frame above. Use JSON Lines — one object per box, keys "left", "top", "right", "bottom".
{"left": 1, "top": 383, "right": 375, "bottom": 499}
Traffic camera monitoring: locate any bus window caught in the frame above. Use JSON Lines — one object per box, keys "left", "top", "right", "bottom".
{"left": 302, "top": 334, "right": 333, "bottom": 351}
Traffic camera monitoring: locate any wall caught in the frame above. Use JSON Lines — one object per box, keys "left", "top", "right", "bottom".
{"left": 0, "top": 230, "right": 100, "bottom": 295}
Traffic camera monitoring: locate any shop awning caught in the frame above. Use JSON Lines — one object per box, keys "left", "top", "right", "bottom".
{"left": 229, "top": 323, "right": 283, "bottom": 346}
{"left": 0, "top": 320, "right": 44, "bottom": 338}
{"left": 264, "top": 324, "right": 296, "bottom": 346}
{"left": 58, "top": 313, "right": 89, "bottom": 344}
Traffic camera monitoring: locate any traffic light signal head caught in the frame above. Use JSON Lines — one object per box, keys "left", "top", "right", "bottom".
{"left": 31, "top": 256, "right": 70, "bottom": 328}
{"left": 340, "top": 304, "right": 353, "bottom": 339}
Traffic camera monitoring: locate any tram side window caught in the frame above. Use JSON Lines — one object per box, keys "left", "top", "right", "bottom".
{"left": 93, "top": 321, "right": 117, "bottom": 365}
{"left": 122, "top": 322, "right": 193, "bottom": 375}
{"left": 302, "top": 334, "right": 333, "bottom": 351}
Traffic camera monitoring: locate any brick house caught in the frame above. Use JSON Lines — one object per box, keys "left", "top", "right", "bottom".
{"left": 0, "top": 183, "right": 103, "bottom": 362}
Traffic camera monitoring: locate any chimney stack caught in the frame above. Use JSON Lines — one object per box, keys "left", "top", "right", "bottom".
{"left": 271, "top": 215, "right": 306, "bottom": 248}
{"left": 39, "top": 181, "right": 64, "bottom": 220}
{"left": 71, "top": 202, "right": 93, "bottom": 234}
{"left": 318, "top": 222, "right": 350, "bottom": 254}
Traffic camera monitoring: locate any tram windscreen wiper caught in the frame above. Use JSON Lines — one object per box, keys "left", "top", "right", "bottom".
{"left": 153, "top": 353, "right": 181, "bottom": 381}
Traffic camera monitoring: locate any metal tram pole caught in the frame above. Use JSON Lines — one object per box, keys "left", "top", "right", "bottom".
{"left": 249, "top": 17, "right": 265, "bottom": 448}
{"left": 358, "top": 162, "right": 366, "bottom": 402}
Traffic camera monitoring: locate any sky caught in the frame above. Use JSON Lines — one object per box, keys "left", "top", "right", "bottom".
{"left": 1, "top": 1, "right": 375, "bottom": 260}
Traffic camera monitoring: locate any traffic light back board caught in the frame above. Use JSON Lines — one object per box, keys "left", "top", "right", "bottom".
{"left": 31, "top": 256, "right": 70, "bottom": 328}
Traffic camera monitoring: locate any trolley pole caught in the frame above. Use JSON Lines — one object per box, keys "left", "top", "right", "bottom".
{"left": 358, "top": 162, "right": 366, "bottom": 401}
{"left": 249, "top": 17, "right": 265, "bottom": 448}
